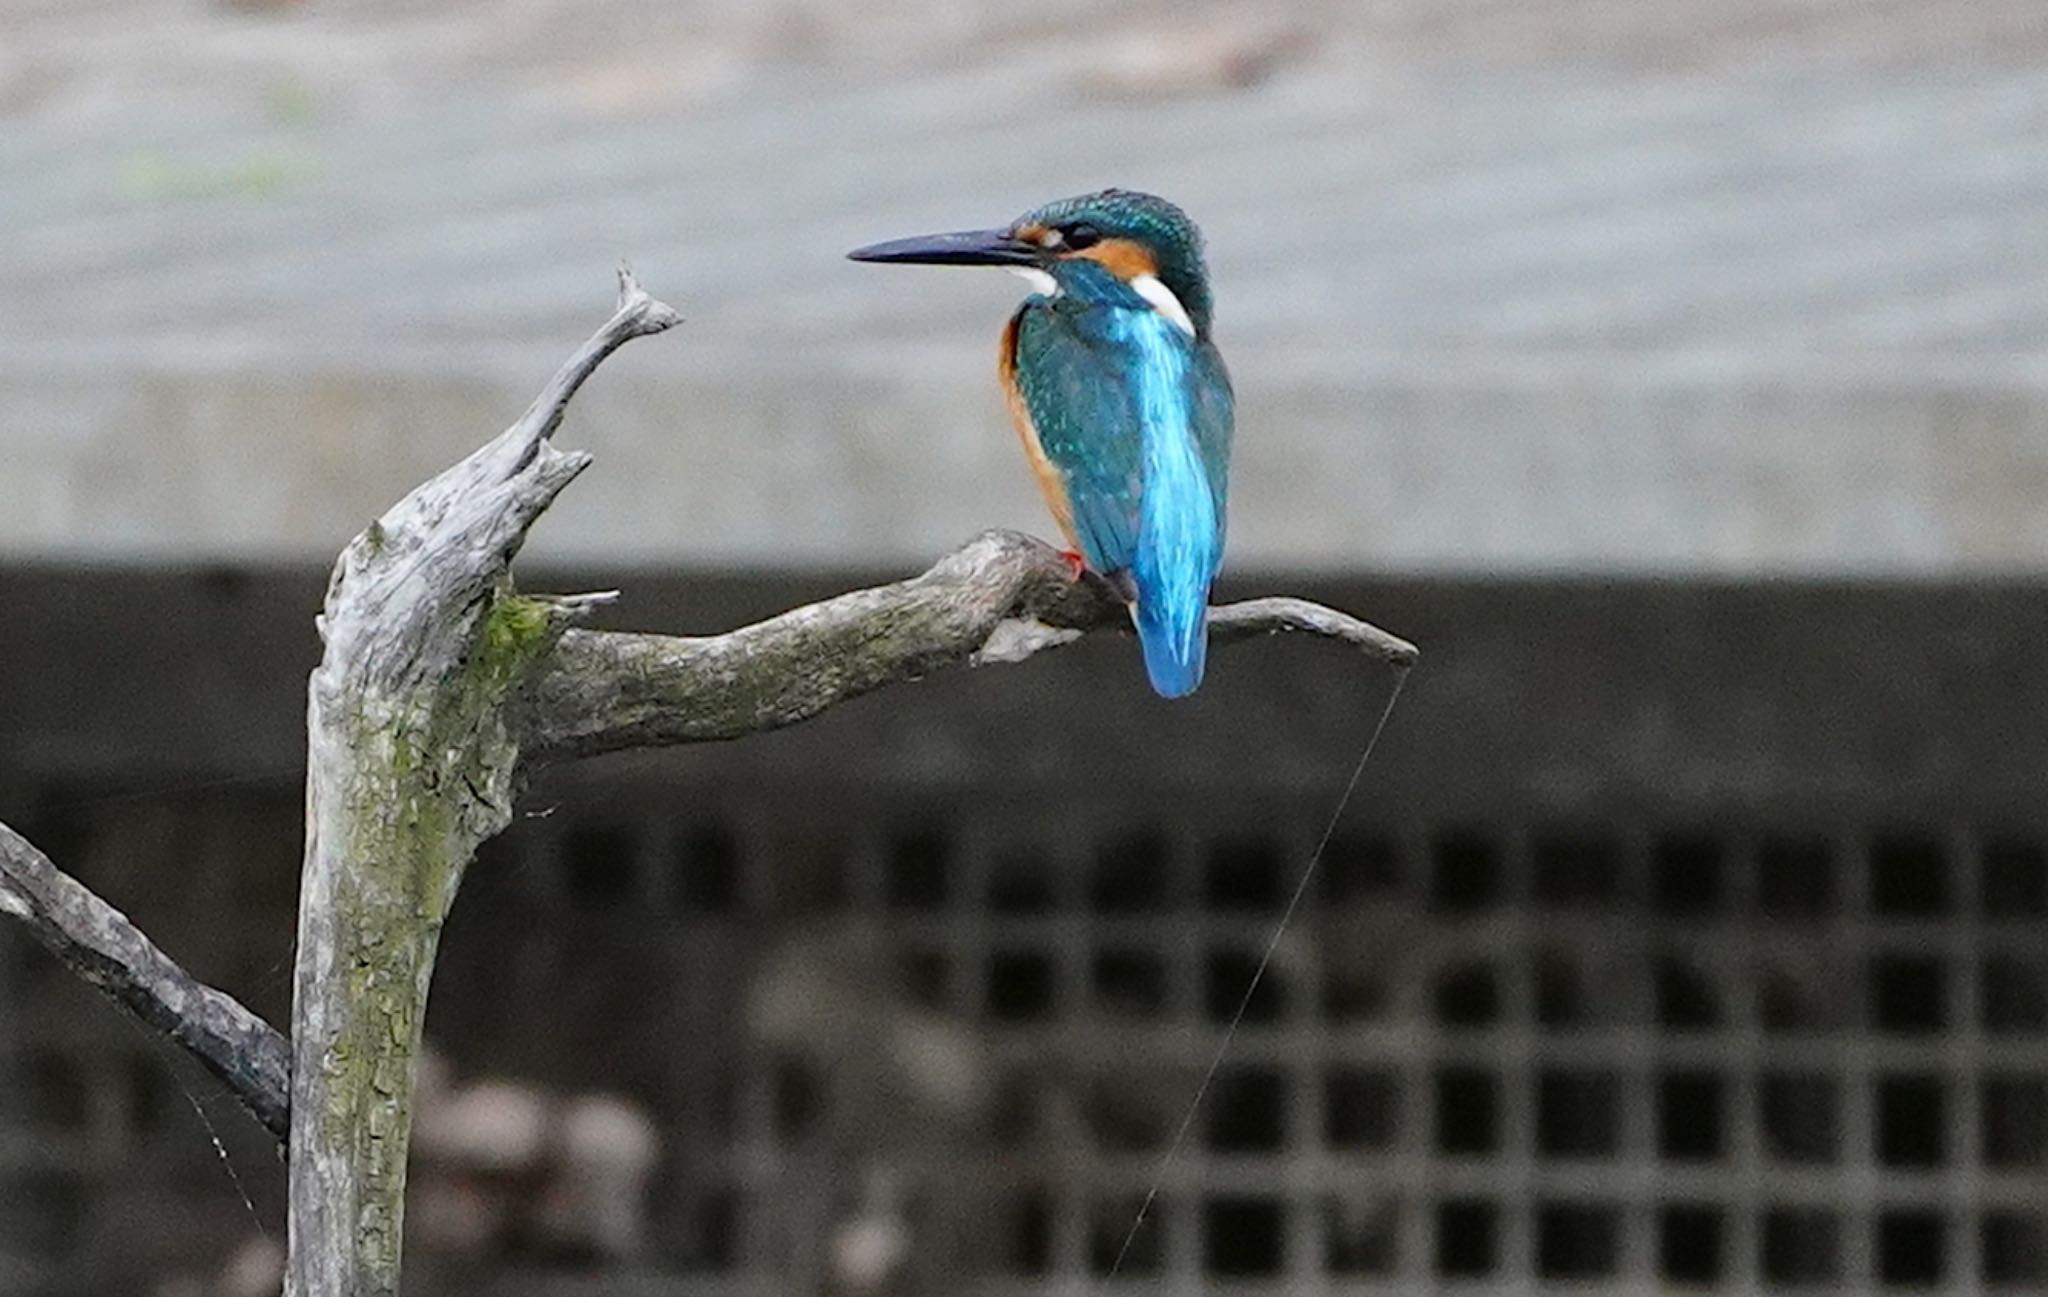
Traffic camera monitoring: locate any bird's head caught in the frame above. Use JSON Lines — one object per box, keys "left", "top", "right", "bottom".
{"left": 849, "top": 188, "right": 1213, "bottom": 336}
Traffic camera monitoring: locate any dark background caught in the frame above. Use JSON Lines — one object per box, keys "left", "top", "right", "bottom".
{"left": 6, "top": 568, "right": 2048, "bottom": 1292}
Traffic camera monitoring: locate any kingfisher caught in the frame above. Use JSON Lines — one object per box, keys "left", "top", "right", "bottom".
{"left": 849, "top": 189, "right": 1232, "bottom": 698}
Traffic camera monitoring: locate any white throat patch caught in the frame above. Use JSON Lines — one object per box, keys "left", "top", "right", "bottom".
{"left": 1131, "top": 273, "right": 1196, "bottom": 337}
{"left": 1008, "top": 267, "right": 1060, "bottom": 296}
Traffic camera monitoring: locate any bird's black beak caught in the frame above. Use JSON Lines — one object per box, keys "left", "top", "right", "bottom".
{"left": 847, "top": 227, "right": 1041, "bottom": 267}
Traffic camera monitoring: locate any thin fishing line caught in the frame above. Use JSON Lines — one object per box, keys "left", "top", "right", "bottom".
{"left": 120, "top": 1017, "right": 272, "bottom": 1242}
{"left": 1109, "top": 663, "right": 1411, "bottom": 1277}
{"left": 177, "top": 1074, "right": 270, "bottom": 1242}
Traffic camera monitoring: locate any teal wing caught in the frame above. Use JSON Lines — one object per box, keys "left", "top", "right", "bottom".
{"left": 1010, "top": 299, "right": 1145, "bottom": 576}
{"left": 1188, "top": 337, "right": 1234, "bottom": 549}
{"left": 1009, "top": 289, "right": 1233, "bottom": 697}
{"left": 1009, "top": 297, "right": 1232, "bottom": 579}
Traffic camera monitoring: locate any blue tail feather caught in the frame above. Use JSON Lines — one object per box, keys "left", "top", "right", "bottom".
{"left": 1131, "top": 412, "right": 1216, "bottom": 699}
{"left": 1113, "top": 302, "right": 1220, "bottom": 699}
{"left": 1135, "top": 595, "right": 1208, "bottom": 698}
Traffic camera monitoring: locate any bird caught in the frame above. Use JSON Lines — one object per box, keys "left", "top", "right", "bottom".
{"left": 849, "top": 189, "right": 1232, "bottom": 698}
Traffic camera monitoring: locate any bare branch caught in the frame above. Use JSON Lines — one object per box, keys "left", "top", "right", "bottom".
{"left": 2, "top": 258, "right": 1418, "bottom": 1297}
{"left": 0, "top": 821, "right": 290, "bottom": 1141}
{"left": 319, "top": 268, "right": 677, "bottom": 694}
{"left": 1208, "top": 595, "right": 1420, "bottom": 659}
{"left": 523, "top": 529, "right": 1419, "bottom": 761}
{"left": 0, "top": 273, "right": 690, "bottom": 1177}
{"left": 487, "top": 265, "right": 683, "bottom": 478}
{"left": 289, "top": 268, "right": 682, "bottom": 1297}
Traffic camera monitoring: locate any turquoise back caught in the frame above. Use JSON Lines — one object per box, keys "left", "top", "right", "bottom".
{"left": 1007, "top": 260, "right": 1233, "bottom": 695}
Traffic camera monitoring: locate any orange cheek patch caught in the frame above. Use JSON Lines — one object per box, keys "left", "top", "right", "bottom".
{"left": 1070, "top": 237, "right": 1157, "bottom": 281}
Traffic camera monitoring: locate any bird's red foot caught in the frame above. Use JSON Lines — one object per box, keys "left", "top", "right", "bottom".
{"left": 1058, "top": 549, "right": 1087, "bottom": 581}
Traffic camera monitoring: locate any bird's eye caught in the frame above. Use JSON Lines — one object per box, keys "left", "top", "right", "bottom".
{"left": 1061, "top": 223, "right": 1102, "bottom": 250}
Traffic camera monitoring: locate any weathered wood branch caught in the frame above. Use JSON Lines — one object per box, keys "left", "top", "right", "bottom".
{"left": 525, "top": 529, "right": 1418, "bottom": 759}
{"left": 288, "top": 270, "right": 680, "bottom": 1297}
{"left": 0, "top": 538, "right": 1410, "bottom": 1181}
{"left": 3, "top": 267, "right": 1416, "bottom": 1297}
{"left": 0, "top": 821, "right": 292, "bottom": 1139}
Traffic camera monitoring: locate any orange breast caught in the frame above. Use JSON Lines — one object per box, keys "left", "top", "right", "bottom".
{"left": 999, "top": 313, "right": 1081, "bottom": 553}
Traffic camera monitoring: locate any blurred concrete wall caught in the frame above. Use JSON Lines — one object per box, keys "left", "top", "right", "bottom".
{"left": 3, "top": 0, "right": 2045, "bottom": 573}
